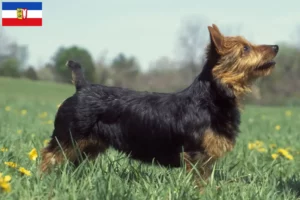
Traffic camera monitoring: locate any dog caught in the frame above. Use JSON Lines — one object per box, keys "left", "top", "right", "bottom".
{"left": 40, "top": 24, "right": 279, "bottom": 189}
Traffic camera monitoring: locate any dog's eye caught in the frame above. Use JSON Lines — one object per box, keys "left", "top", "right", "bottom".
{"left": 243, "top": 45, "right": 250, "bottom": 52}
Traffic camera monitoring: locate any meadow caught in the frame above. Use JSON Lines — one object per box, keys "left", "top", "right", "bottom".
{"left": 0, "top": 77, "right": 299, "bottom": 200}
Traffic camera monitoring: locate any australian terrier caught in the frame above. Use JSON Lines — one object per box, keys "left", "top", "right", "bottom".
{"left": 40, "top": 24, "right": 279, "bottom": 190}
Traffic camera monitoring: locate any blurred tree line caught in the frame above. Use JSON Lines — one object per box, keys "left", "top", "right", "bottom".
{"left": 0, "top": 19, "right": 299, "bottom": 106}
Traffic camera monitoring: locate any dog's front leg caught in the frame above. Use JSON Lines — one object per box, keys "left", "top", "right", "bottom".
{"left": 183, "top": 152, "right": 215, "bottom": 192}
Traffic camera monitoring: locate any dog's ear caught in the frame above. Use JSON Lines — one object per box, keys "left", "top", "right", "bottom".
{"left": 212, "top": 24, "right": 222, "bottom": 36}
{"left": 208, "top": 24, "right": 223, "bottom": 53}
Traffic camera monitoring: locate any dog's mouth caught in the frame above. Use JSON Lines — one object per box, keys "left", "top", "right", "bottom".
{"left": 255, "top": 61, "right": 276, "bottom": 71}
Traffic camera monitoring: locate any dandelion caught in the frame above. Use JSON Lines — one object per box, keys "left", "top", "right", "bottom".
{"left": 17, "top": 129, "right": 22, "bottom": 134}
{"left": 269, "top": 144, "right": 277, "bottom": 149}
{"left": 271, "top": 153, "right": 279, "bottom": 160}
{"left": 277, "top": 148, "right": 294, "bottom": 161}
{"left": 46, "top": 120, "right": 53, "bottom": 125}
{"left": 1, "top": 148, "right": 8, "bottom": 152}
{"left": 255, "top": 140, "right": 264, "bottom": 147}
{"left": 5, "top": 106, "right": 11, "bottom": 112}
{"left": 20, "top": 109, "right": 27, "bottom": 116}
{"left": 277, "top": 148, "right": 289, "bottom": 156}
{"left": 257, "top": 148, "right": 267, "bottom": 153}
{"left": 39, "top": 112, "right": 48, "bottom": 118}
{"left": 248, "top": 141, "right": 264, "bottom": 150}
{"left": 248, "top": 141, "right": 268, "bottom": 153}
{"left": 248, "top": 143, "right": 256, "bottom": 150}
{"left": 18, "top": 167, "right": 31, "bottom": 176}
{"left": 285, "top": 110, "right": 292, "bottom": 117}
{"left": 28, "top": 148, "right": 38, "bottom": 161}
{"left": 4, "top": 162, "right": 18, "bottom": 168}
{"left": 275, "top": 125, "right": 281, "bottom": 131}
{"left": 43, "top": 139, "right": 50, "bottom": 146}
{"left": 285, "top": 154, "right": 294, "bottom": 160}
{"left": 0, "top": 173, "right": 11, "bottom": 192}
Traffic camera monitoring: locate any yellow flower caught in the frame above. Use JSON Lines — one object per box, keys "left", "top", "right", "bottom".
{"left": 271, "top": 153, "right": 279, "bottom": 160}
{"left": 43, "top": 139, "right": 50, "bottom": 146}
{"left": 5, "top": 106, "right": 11, "bottom": 112}
{"left": 2, "top": 175, "right": 11, "bottom": 182}
{"left": 248, "top": 143, "right": 255, "bottom": 150}
{"left": 275, "top": 125, "right": 281, "bottom": 131}
{"left": 20, "top": 109, "right": 27, "bottom": 115}
{"left": 57, "top": 104, "right": 61, "bottom": 108}
{"left": 248, "top": 141, "right": 264, "bottom": 150}
{"left": 17, "top": 129, "right": 22, "bottom": 134}
{"left": 277, "top": 148, "right": 294, "bottom": 160}
{"left": 18, "top": 167, "right": 31, "bottom": 176}
{"left": 257, "top": 148, "right": 267, "bottom": 153}
{"left": 0, "top": 173, "right": 11, "bottom": 192}
{"left": 255, "top": 140, "right": 264, "bottom": 147}
{"left": 269, "top": 144, "right": 277, "bottom": 149}
{"left": 46, "top": 120, "right": 53, "bottom": 125}
{"left": 28, "top": 148, "right": 38, "bottom": 161}
{"left": 277, "top": 148, "right": 289, "bottom": 156}
{"left": 1, "top": 148, "right": 8, "bottom": 152}
{"left": 285, "top": 110, "right": 292, "bottom": 117}
{"left": 4, "top": 162, "right": 18, "bottom": 168}
{"left": 39, "top": 112, "right": 48, "bottom": 118}
{"left": 0, "top": 181, "right": 11, "bottom": 192}
{"left": 285, "top": 154, "right": 294, "bottom": 160}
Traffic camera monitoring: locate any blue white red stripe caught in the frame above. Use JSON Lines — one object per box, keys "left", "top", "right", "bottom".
{"left": 2, "top": 2, "right": 42, "bottom": 26}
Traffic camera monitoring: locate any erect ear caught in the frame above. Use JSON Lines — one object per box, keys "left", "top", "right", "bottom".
{"left": 208, "top": 24, "right": 223, "bottom": 53}
{"left": 212, "top": 24, "right": 222, "bottom": 35}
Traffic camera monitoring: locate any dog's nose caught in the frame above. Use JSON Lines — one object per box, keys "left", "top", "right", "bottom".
{"left": 272, "top": 45, "right": 279, "bottom": 53}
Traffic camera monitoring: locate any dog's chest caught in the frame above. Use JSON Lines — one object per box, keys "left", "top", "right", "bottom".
{"left": 209, "top": 102, "right": 240, "bottom": 140}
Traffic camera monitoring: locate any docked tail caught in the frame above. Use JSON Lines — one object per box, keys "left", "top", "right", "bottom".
{"left": 66, "top": 60, "right": 89, "bottom": 91}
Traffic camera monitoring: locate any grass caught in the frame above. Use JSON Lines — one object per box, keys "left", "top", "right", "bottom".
{"left": 0, "top": 77, "right": 300, "bottom": 200}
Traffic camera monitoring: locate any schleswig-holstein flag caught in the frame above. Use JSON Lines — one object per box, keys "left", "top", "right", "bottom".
{"left": 2, "top": 2, "right": 42, "bottom": 26}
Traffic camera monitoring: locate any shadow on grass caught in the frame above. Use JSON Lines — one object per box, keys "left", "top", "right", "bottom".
{"left": 277, "top": 176, "right": 300, "bottom": 197}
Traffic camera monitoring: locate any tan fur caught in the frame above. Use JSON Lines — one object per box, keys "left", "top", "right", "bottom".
{"left": 183, "top": 129, "right": 234, "bottom": 189}
{"left": 202, "top": 128, "right": 234, "bottom": 158}
{"left": 208, "top": 25, "right": 277, "bottom": 100}
{"left": 182, "top": 24, "right": 277, "bottom": 192}
{"left": 40, "top": 138, "right": 107, "bottom": 172}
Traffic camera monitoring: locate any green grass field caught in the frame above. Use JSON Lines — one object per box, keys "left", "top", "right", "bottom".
{"left": 0, "top": 77, "right": 299, "bottom": 200}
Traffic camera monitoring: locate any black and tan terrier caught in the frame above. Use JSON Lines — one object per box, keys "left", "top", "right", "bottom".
{"left": 40, "top": 24, "right": 279, "bottom": 189}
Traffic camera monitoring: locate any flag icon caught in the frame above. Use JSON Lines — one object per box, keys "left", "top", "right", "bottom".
{"left": 2, "top": 2, "right": 42, "bottom": 26}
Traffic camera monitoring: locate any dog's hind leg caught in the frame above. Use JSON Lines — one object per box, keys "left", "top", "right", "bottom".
{"left": 66, "top": 60, "right": 89, "bottom": 91}
{"left": 40, "top": 134, "right": 108, "bottom": 173}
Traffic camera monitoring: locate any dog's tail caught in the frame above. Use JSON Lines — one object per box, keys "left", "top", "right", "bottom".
{"left": 66, "top": 60, "right": 89, "bottom": 91}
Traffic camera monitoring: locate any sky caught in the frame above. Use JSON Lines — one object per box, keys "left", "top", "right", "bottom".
{"left": 1, "top": 0, "right": 300, "bottom": 70}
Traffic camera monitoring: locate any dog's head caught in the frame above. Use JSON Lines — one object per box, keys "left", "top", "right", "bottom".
{"left": 206, "top": 24, "right": 279, "bottom": 97}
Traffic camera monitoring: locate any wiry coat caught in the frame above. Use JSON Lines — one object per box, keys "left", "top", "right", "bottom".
{"left": 41, "top": 24, "right": 278, "bottom": 190}
{"left": 52, "top": 62, "right": 240, "bottom": 167}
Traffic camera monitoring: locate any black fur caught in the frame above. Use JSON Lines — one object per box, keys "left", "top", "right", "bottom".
{"left": 48, "top": 56, "right": 240, "bottom": 167}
